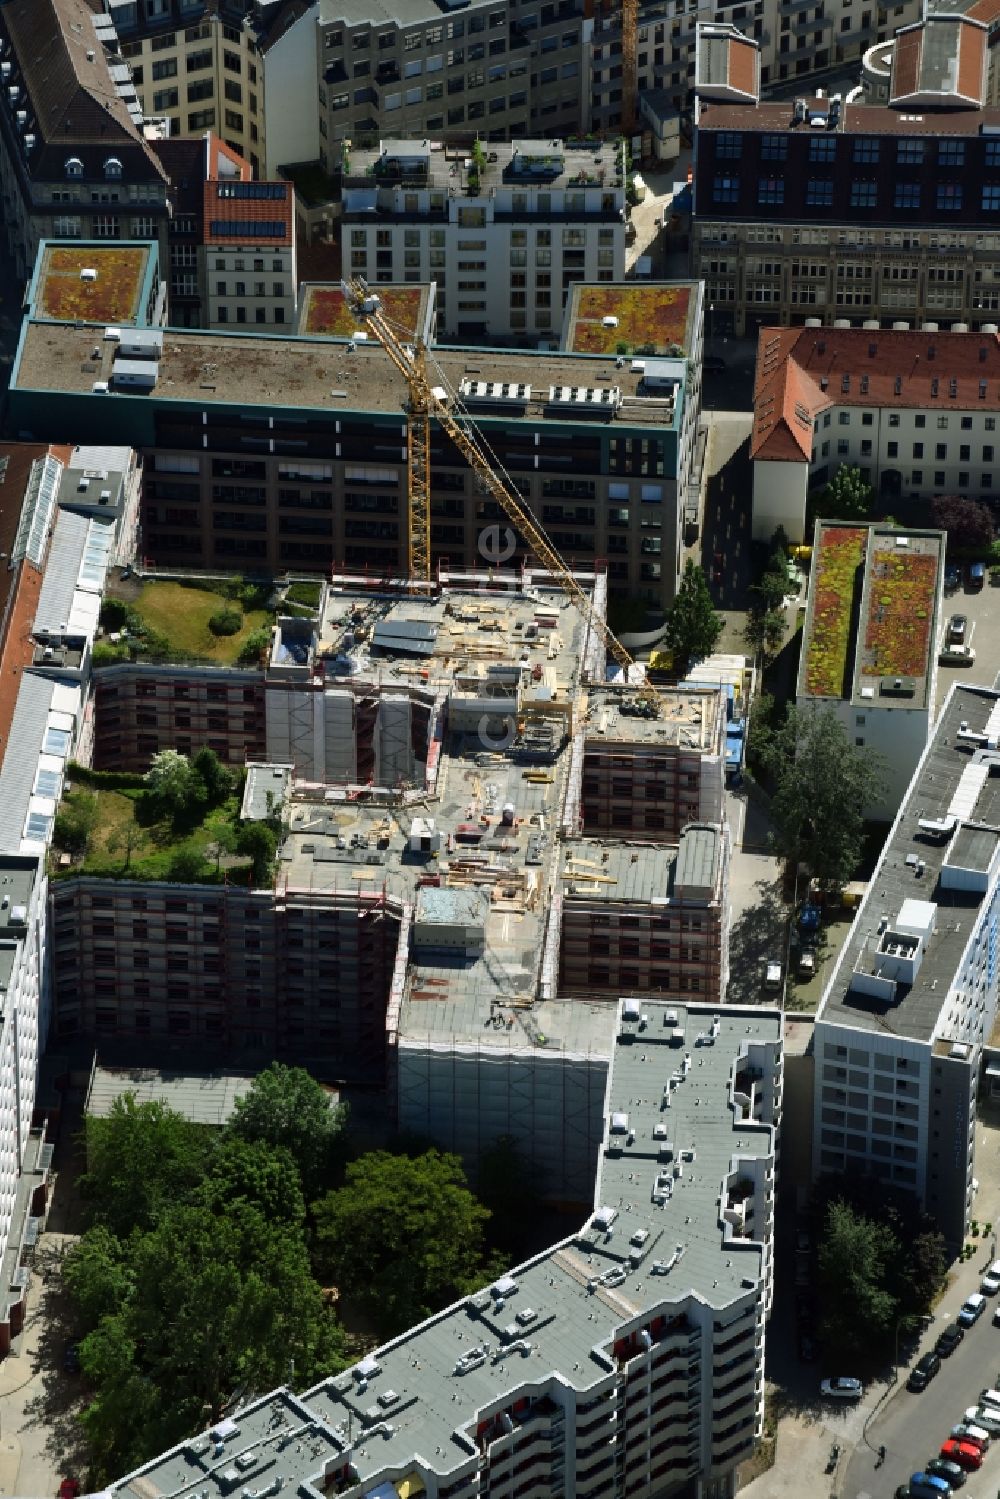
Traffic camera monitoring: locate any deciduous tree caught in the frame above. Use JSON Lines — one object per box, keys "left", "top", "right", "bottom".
{"left": 312, "top": 1149, "right": 494, "bottom": 1335}
{"left": 229, "top": 1062, "right": 346, "bottom": 1201}
{"left": 81, "top": 1095, "right": 210, "bottom": 1238}
{"left": 819, "top": 464, "right": 873, "bottom": 521}
{"left": 930, "top": 494, "right": 994, "bottom": 551}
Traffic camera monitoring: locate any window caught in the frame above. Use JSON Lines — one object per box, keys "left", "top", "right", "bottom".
{"left": 983, "top": 185, "right": 1000, "bottom": 212}
{"left": 895, "top": 183, "right": 920, "bottom": 210}
{"left": 937, "top": 184, "right": 962, "bottom": 212}
{"left": 151, "top": 58, "right": 177, "bottom": 80}
{"left": 809, "top": 136, "right": 836, "bottom": 162}
{"left": 851, "top": 182, "right": 876, "bottom": 208}
{"left": 761, "top": 134, "right": 787, "bottom": 161}
{"left": 758, "top": 178, "right": 784, "bottom": 206}
{"left": 188, "top": 77, "right": 213, "bottom": 101}
{"left": 853, "top": 137, "right": 879, "bottom": 163}
{"left": 713, "top": 175, "right": 739, "bottom": 204}
{"left": 716, "top": 131, "right": 742, "bottom": 159}
{"left": 806, "top": 179, "right": 833, "bottom": 207}
{"left": 153, "top": 87, "right": 179, "bottom": 110}
{"left": 897, "top": 139, "right": 924, "bottom": 164}
{"left": 938, "top": 139, "right": 965, "bottom": 167}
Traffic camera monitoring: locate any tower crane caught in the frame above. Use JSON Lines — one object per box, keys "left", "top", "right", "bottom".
{"left": 339, "top": 276, "right": 669, "bottom": 716}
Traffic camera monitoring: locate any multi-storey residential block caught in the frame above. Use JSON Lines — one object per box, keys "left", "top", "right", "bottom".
{"left": 340, "top": 138, "right": 625, "bottom": 342}
{"left": 750, "top": 326, "right": 1000, "bottom": 537}
{"left": 257, "top": 0, "right": 585, "bottom": 175}
{"left": 0, "top": 0, "right": 171, "bottom": 278}
{"left": 692, "top": 17, "right": 1000, "bottom": 336}
{"left": 8, "top": 278, "right": 704, "bottom": 608}
{"left": 813, "top": 682, "right": 1000, "bottom": 1245}
{"left": 794, "top": 521, "right": 944, "bottom": 820}
{"left": 150, "top": 130, "right": 295, "bottom": 329}
{"left": 107, "top": 997, "right": 781, "bottom": 1499}
{"left": 92, "top": 662, "right": 267, "bottom": 769}
{"left": 108, "top": 0, "right": 265, "bottom": 175}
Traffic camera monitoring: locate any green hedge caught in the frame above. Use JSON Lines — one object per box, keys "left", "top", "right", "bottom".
{"left": 285, "top": 580, "right": 323, "bottom": 608}
{"left": 67, "top": 762, "right": 146, "bottom": 791}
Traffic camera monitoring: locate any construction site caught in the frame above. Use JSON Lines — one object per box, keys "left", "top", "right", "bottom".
{"left": 52, "top": 562, "right": 732, "bottom": 1203}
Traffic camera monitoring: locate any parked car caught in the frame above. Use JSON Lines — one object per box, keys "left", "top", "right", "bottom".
{"left": 945, "top": 565, "right": 962, "bottom": 593}
{"left": 958, "top": 1292, "right": 987, "bottom": 1326}
{"left": 925, "top": 1457, "right": 966, "bottom": 1489}
{"left": 940, "top": 1441, "right": 983, "bottom": 1472}
{"left": 799, "top": 1332, "right": 819, "bottom": 1362}
{"left": 936, "top": 1323, "right": 966, "bottom": 1356}
{"left": 950, "top": 1424, "right": 989, "bottom": 1450}
{"left": 62, "top": 1342, "right": 80, "bottom": 1374}
{"left": 57, "top": 1481, "right": 80, "bottom": 1499}
{"left": 940, "top": 643, "right": 976, "bottom": 666}
{"left": 949, "top": 614, "right": 969, "bottom": 645}
{"left": 895, "top": 1487, "right": 912, "bottom": 1499}
{"left": 797, "top": 947, "right": 816, "bottom": 979}
{"left": 910, "top": 1472, "right": 953, "bottom": 1499}
{"left": 821, "top": 1376, "right": 863, "bottom": 1400}
{"left": 982, "top": 1261, "right": 1000, "bottom": 1295}
{"left": 907, "top": 1352, "right": 941, "bottom": 1391}
{"left": 703, "top": 355, "right": 727, "bottom": 375}
{"left": 764, "top": 959, "right": 783, "bottom": 990}
{"left": 965, "top": 1406, "right": 1000, "bottom": 1434}
{"left": 970, "top": 561, "right": 986, "bottom": 590}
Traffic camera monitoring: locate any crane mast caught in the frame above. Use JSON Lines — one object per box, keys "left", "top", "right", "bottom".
{"left": 340, "top": 277, "right": 668, "bottom": 715}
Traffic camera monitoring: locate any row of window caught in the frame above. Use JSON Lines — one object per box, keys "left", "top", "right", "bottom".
{"left": 713, "top": 131, "right": 977, "bottom": 168}
{"left": 715, "top": 177, "right": 995, "bottom": 212}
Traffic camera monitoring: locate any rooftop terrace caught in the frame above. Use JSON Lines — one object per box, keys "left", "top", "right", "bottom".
{"left": 817, "top": 683, "right": 1000, "bottom": 1041}
{"left": 114, "top": 1000, "right": 780, "bottom": 1499}
{"left": 583, "top": 684, "right": 724, "bottom": 749}
{"left": 297, "top": 283, "right": 432, "bottom": 343}
{"left": 344, "top": 138, "right": 623, "bottom": 196}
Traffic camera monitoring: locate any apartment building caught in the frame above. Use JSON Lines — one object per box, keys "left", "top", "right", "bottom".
{"left": 750, "top": 326, "right": 1000, "bottom": 536}
{"left": 109, "top": 997, "right": 781, "bottom": 1499}
{"left": 692, "top": 16, "right": 1000, "bottom": 335}
{"left": 92, "top": 662, "right": 266, "bottom": 769}
{"left": 813, "top": 682, "right": 1000, "bottom": 1246}
{"left": 257, "top": 0, "right": 585, "bottom": 176}
{"left": 864, "top": 0, "right": 1000, "bottom": 108}
{"left": 8, "top": 281, "right": 704, "bottom": 609}
{"left": 559, "top": 824, "right": 731, "bottom": 1003}
{"left": 0, "top": 0, "right": 171, "bottom": 279}
{"left": 148, "top": 131, "right": 296, "bottom": 328}
{"left": 108, "top": 0, "right": 265, "bottom": 175}
{"left": 340, "top": 138, "right": 625, "bottom": 342}
{"left": 793, "top": 521, "right": 944, "bottom": 819}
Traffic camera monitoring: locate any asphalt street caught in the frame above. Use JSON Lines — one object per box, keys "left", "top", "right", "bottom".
{"left": 840, "top": 1283, "right": 1000, "bottom": 1499}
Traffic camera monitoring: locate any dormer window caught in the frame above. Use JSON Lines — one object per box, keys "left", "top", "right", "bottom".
{"left": 65, "top": 156, "right": 83, "bottom": 178}
{"left": 104, "top": 157, "right": 123, "bottom": 180}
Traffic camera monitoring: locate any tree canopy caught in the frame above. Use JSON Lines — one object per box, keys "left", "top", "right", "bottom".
{"left": 230, "top": 1062, "right": 347, "bottom": 1200}
{"left": 761, "top": 705, "right": 885, "bottom": 888}
{"left": 312, "top": 1149, "right": 496, "bottom": 1336}
{"left": 68, "top": 1083, "right": 351, "bottom": 1482}
{"left": 143, "top": 749, "right": 233, "bottom": 831}
{"left": 818, "top": 464, "right": 873, "bottom": 521}
{"left": 812, "top": 1176, "right": 947, "bottom": 1359}
{"left": 930, "top": 494, "right": 994, "bottom": 552}
{"left": 662, "top": 559, "right": 723, "bottom": 670}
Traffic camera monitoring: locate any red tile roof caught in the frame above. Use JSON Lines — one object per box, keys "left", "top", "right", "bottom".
{"left": 202, "top": 181, "right": 293, "bottom": 246}
{"left": 958, "top": 20, "right": 989, "bottom": 100}
{"left": 891, "top": 25, "right": 921, "bottom": 99}
{"left": 752, "top": 325, "right": 1000, "bottom": 462}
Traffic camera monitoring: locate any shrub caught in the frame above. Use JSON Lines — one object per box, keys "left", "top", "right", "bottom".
{"left": 67, "top": 762, "right": 146, "bottom": 791}
{"left": 285, "top": 580, "right": 323, "bottom": 608}
{"left": 167, "top": 847, "right": 207, "bottom": 882}
{"left": 238, "top": 626, "right": 272, "bottom": 664}
{"left": 208, "top": 608, "right": 243, "bottom": 637}
{"left": 99, "top": 598, "right": 136, "bottom": 631}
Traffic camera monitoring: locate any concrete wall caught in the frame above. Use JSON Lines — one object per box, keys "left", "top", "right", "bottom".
{"left": 262, "top": 12, "right": 319, "bottom": 175}
{"left": 752, "top": 457, "right": 808, "bottom": 544}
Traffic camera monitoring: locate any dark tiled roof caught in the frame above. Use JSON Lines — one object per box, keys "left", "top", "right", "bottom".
{"left": 2, "top": 0, "right": 167, "bottom": 182}
{"left": 697, "top": 95, "right": 1000, "bottom": 135}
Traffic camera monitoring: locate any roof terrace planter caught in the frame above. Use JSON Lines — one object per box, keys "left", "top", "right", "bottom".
{"left": 506, "top": 153, "right": 565, "bottom": 180}
{"left": 39, "top": 246, "right": 146, "bottom": 324}
{"left": 863, "top": 549, "right": 937, "bottom": 680}
{"left": 803, "top": 526, "right": 867, "bottom": 698}
{"left": 301, "top": 285, "right": 423, "bottom": 339}
{"left": 570, "top": 284, "right": 692, "bottom": 356}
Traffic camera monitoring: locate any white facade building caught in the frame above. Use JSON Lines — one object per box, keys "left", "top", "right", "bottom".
{"left": 341, "top": 138, "right": 626, "bottom": 342}
{"left": 751, "top": 326, "right": 1000, "bottom": 543}
{"left": 813, "top": 683, "right": 1000, "bottom": 1245}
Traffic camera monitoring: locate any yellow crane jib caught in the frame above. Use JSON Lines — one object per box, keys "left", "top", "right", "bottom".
{"left": 338, "top": 277, "right": 667, "bottom": 717}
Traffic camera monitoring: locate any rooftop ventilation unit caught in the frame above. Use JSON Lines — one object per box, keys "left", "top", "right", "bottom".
{"left": 458, "top": 378, "right": 531, "bottom": 406}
